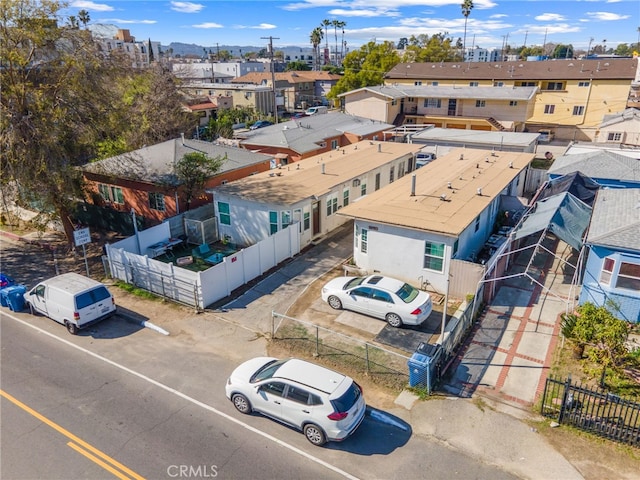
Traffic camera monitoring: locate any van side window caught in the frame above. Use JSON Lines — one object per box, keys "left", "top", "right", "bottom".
{"left": 35, "top": 285, "right": 45, "bottom": 297}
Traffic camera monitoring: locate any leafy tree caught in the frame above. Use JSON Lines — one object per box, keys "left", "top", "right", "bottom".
{"left": 174, "top": 152, "right": 224, "bottom": 210}
{"left": 552, "top": 44, "right": 573, "bottom": 59}
{"left": 562, "top": 302, "right": 629, "bottom": 387}
{"left": 328, "top": 41, "right": 400, "bottom": 99}
{"left": 286, "top": 60, "right": 311, "bottom": 71}
{"left": 402, "top": 33, "right": 458, "bottom": 63}
{"left": 1, "top": 0, "right": 195, "bottom": 244}
{"left": 397, "top": 37, "right": 408, "bottom": 50}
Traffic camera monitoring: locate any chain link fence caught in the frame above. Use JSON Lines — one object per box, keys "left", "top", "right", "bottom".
{"left": 271, "top": 312, "right": 410, "bottom": 391}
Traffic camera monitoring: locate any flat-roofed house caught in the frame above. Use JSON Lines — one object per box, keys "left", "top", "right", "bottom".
{"left": 337, "top": 148, "right": 534, "bottom": 295}
{"left": 210, "top": 141, "right": 424, "bottom": 248}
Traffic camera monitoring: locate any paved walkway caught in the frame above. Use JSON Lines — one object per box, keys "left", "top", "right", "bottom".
{"left": 443, "top": 235, "right": 577, "bottom": 407}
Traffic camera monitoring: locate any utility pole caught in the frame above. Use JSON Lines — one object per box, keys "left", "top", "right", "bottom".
{"left": 261, "top": 36, "right": 280, "bottom": 124}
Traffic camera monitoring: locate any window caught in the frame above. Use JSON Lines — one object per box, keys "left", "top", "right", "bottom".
{"left": 389, "top": 166, "right": 395, "bottom": 183}
{"left": 98, "top": 184, "right": 124, "bottom": 204}
{"left": 361, "top": 228, "right": 368, "bottom": 253}
{"left": 578, "top": 81, "right": 590, "bottom": 87}
{"left": 545, "top": 82, "right": 564, "bottom": 91}
{"left": 331, "top": 139, "right": 338, "bottom": 149}
{"left": 600, "top": 257, "right": 615, "bottom": 284}
{"left": 469, "top": 81, "right": 479, "bottom": 87}
{"left": 398, "top": 161, "right": 405, "bottom": 178}
{"left": 616, "top": 262, "right": 640, "bottom": 291}
{"left": 572, "top": 106, "right": 585, "bottom": 116}
{"left": 424, "top": 98, "right": 441, "bottom": 108}
{"left": 285, "top": 386, "right": 311, "bottom": 404}
{"left": 269, "top": 211, "right": 278, "bottom": 234}
{"left": 261, "top": 382, "right": 285, "bottom": 397}
{"left": 303, "top": 210, "right": 310, "bottom": 231}
{"left": 375, "top": 173, "right": 381, "bottom": 191}
{"left": 430, "top": 81, "right": 438, "bottom": 86}
{"left": 148, "top": 192, "right": 165, "bottom": 212}
{"left": 370, "top": 289, "right": 393, "bottom": 303}
{"left": 424, "top": 241, "right": 444, "bottom": 272}
{"left": 218, "top": 202, "right": 231, "bottom": 225}
{"left": 607, "top": 132, "right": 622, "bottom": 141}
{"left": 414, "top": 81, "right": 422, "bottom": 86}
{"left": 516, "top": 81, "right": 537, "bottom": 87}
{"left": 281, "top": 210, "right": 291, "bottom": 226}
{"left": 360, "top": 183, "right": 367, "bottom": 196}
{"left": 509, "top": 100, "right": 518, "bottom": 107}
{"left": 475, "top": 100, "right": 486, "bottom": 108}
{"left": 326, "top": 194, "right": 338, "bottom": 216}
{"left": 343, "top": 188, "right": 349, "bottom": 207}
{"left": 544, "top": 104, "right": 555, "bottom": 114}
{"left": 474, "top": 215, "right": 480, "bottom": 232}
{"left": 493, "top": 81, "right": 504, "bottom": 87}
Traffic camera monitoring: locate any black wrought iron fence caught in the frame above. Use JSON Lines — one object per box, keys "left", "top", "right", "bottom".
{"left": 541, "top": 375, "right": 640, "bottom": 447}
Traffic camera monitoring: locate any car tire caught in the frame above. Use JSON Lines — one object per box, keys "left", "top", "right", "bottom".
{"left": 27, "top": 302, "right": 37, "bottom": 316}
{"left": 303, "top": 423, "right": 327, "bottom": 446}
{"left": 386, "top": 313, "right": 403, "bottom": 328}
{"left": 65, "top": 321, "right": 78, "bottom": 335}
{"left": 232, "top": 394, "right": 252, "bottom": 414}
{"left": 327, "top": 295, "right": 343, "bottom": 310}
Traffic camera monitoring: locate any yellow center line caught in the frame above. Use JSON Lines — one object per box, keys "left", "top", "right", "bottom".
{"left": 0, "top": 389, "right": 145, "bottom": 480}
{"left": 67, "top": 442, "right": 133, "bottom": 480}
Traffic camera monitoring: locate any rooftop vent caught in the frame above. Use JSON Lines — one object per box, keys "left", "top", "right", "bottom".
{"left": 440, "top": 194, "right": 447, "bottom": 201}
{"left": 476, "top": 188, "right": 482, "bottom": 196}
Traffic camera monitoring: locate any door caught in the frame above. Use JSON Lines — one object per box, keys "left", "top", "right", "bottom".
{"left": 28, "top": 284, "right": 49, "bottom": 317}
{"left": 448, "top": 99, "right": 457, "bottom": 116}
{"left": 253, "top": 381, "right": 285, "bottom": 420}
{"left": 368, "top": 288, "right": 395, "bottom": 321}
{"left": 344, "top": 286, "right": 373, "bottom": 315}
{"left": 312, "top": 201, "right": 320, "bottom": 236}
{"left": 280, "top": 385, "right": 315, "bottom": 428}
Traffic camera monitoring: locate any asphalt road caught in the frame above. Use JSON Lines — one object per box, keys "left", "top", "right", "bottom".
{"left": 1, "top": 309, "right": 518, "bottom": 480}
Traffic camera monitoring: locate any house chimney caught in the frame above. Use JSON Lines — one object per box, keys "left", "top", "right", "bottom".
{"left": 411, "top": 174, "right": 416, "bottom": 196}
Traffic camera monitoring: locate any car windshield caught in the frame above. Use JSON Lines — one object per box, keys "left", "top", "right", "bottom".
{"left": 395, "top": 283, "right": 420, "bottom": 303}
{"left": 250, "top": 359, "right": 288, "bottom": 383}
{"left": 344, "top": 277, "right": 366, "bottom": 290}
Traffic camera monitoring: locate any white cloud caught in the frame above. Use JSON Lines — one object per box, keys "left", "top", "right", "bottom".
{"left": 102, "top": 18, "right": 156, "bottom": 24}
{"left": 328, "top": 8, "right": 401, "bottom": 18}
{"left": 192, "top": 22, "right": 223, "bottom": 29}
{"left": 233, "top": 23, "right": 277, "bottom": 30}
{"left": 171, "top": 2, "right": 204, "bottom": 13}
{"left": 586, "top": 11, "right": 630, "bottom": 21}
{"left": 535, "top": 13, "right": 566, "bottom": 22}
{"left": 283, "top": 0, "right": 497, "bottom": 12}
{"left": 70, "top": 1, "right": 113, "bottom": 12}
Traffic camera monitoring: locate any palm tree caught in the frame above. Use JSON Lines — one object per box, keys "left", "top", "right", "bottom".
{"left": 339, "top": 20, "right": 347, "bottom": 63}
{"left": 331, "top": 20, "right": 340, "bottom": 64}
{"left": 78, "top": 9, "right": 90, "bottom": 29}
{"left": 310, "top": 27, "right": 323, "bottom": 71}
{"left": 461, "top": 0, "right": 474, "bottom": 60}
{"left": 321, "top": 19, "right": 331, "bottom": 64}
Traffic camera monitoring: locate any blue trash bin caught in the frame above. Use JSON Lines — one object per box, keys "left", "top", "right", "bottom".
{"left": 408, "top": 351, "right": 429, "bottom": 387}
{"left": 3, "top": 285, "right": 26, "bottom": 312}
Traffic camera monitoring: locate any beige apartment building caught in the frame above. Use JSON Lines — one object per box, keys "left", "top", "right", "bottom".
{"left": 378, "top": 58, "right": 639, "bottom": 141}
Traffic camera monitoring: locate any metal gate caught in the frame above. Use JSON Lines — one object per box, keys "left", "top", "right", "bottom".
{"left": 541, "top": 375, "right": 640, "bottom": 446}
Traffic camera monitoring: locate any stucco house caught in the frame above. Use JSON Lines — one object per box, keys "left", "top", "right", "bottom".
{"left": 338, "top": 84, "right": 538, "bottom": 132}
{"left": 237, "top": 112, "right": 395, "bottom": 164}
{"left": 548, "top": 150, "right": 640, "bottom": 189}
{"left": 82, "top": 138, "right": 275, "bottom": 226}
{"left": 210, "top": 141, "right": 424, "bottom": 249}
{"left": 595, "top": 107, "right": 640, "bottom": 146}
{"left": 336, "top": 148, "right": 534, "bottom": 296}
{"left": 579, "top": 188, "right": 640, "bottom": 323}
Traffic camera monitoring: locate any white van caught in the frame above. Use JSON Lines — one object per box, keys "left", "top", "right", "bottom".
{"left": 24, "top": 273, "right": 116, "bottom": 334}
{"left": 305, "top": 106, "right": 328, "bottom": 115}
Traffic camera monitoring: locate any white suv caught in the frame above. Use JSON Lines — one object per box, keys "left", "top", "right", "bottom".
{"left": 225, "top": 357, "right": 366, "bottom": 446}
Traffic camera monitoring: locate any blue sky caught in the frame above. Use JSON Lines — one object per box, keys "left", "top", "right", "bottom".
{"left": 65, "top": 0, "right": 639, "bottom": 51}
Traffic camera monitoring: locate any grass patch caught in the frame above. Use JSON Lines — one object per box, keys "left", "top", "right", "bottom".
{"left": 114, "top": 280, "right": 162, "bottom": 301}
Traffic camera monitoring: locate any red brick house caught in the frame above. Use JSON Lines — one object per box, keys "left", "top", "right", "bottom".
{"left": 82, "top": 137, "right": 275, "bottom": 225}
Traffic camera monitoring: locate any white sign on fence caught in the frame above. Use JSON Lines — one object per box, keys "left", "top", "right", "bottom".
{"left": 74, "top": 227, "right": 91, "bottom": 246}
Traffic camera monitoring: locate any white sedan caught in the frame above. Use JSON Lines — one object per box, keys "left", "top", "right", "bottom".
{"left": 321, "top": 274, "right": 432, "bottom": 327}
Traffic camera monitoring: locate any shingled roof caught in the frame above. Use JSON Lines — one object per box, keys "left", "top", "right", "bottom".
{"left": 385, "top": 58, "right": 638, "bottom": 82}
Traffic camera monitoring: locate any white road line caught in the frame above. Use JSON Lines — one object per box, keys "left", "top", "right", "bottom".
{"left": 2, "top": 312, "right": 360, "bottom": 480}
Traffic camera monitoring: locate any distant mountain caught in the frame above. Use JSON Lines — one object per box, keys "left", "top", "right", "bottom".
{"left": 87, "top": 24, "right": 314, "bottom": 60}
